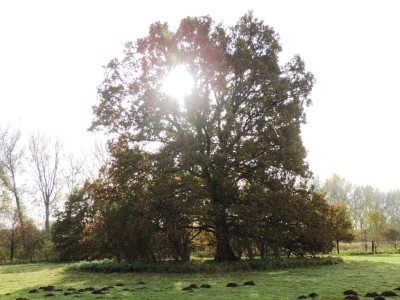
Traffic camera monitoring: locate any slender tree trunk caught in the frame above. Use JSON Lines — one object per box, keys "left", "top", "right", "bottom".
{"left": 45, "top": 202, "right": 50, "bottom": 231}
{"left": 364, "top": 239, "right": 368, "bottom": 252}
{"left": 10, "top": 232, "right": 15, "bottom": 262}
{"left": 371, "top": 241, "right": 375, "bottom": 253}
{"left": 336, "top": 240, "right": 340, "bottom": 254}
{"left": 13, "top": 192, "right": 24, "bottom": 225}
{"left": 247, "top": 243, "right": 254, "bottom": 260}
{"left": 260, "top": 242, "right": 265, "bottom": 259}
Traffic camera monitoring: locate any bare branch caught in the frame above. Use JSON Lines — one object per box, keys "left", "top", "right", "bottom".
{"left": 29, "top": 132, "right": 65, "bottom": 231}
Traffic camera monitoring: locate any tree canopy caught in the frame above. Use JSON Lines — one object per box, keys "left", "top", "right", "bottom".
{"left": 89, "top": 12, "right": 327, "bottom": 261}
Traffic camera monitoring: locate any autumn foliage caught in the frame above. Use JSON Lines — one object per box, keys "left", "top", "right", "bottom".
{"left": 51, "top": 13, "right": 351, "bottom": 262}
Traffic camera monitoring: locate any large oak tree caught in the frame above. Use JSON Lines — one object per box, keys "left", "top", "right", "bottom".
{"left": 91, "top": 12, "right": 315, "bottom": 261}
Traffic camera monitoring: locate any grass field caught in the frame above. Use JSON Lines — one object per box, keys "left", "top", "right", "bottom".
{"left": 1, "top": 255, "right": 400, "bottom": 299}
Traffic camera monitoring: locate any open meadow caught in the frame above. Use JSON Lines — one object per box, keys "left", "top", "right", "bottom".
{"left": 1, "top": 255, "right": 400, "bottom": 299}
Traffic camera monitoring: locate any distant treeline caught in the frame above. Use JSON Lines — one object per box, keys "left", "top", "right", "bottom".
{"left": 317, "top": 174, "right": 400, "bottom": 253}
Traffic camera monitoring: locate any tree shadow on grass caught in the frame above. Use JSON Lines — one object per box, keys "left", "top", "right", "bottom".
{"left": 0, "top": 262, "right": 67, "bottom": 274}
{"left": 0, "top": 266, "right": 153, "bottom": 300}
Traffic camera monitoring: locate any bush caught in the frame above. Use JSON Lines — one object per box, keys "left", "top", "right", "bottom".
{"left": 68, "top": 256, "right": 343, "bottom": 274}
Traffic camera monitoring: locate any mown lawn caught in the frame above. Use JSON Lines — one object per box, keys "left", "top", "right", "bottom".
{"left": 1, "top": 255, "right": 400, "bottom": 299}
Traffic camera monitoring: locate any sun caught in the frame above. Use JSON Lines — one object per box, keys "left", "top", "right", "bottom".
{"left": 162, "top": 65, "right": 194, "bottom": 106}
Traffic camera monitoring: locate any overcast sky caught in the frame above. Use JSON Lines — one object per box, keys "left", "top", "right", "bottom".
{"left": 1, "top": 0, "right": 400, "bottom": 191}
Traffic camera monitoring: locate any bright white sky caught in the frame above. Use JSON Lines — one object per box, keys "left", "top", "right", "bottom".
{"left": 1, "top": 0, "right": 400, "bottom": 191}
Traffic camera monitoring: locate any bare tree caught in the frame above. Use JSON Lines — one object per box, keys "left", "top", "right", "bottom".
{"left": 82, "top": 140, "right": 110, "bottom": 181}
{"left": 0, "top": 125, "right": 25, "bottom": 223}
{"left": 65, "top": 153, "right": 85, "bottom": 194}
{"left": 29, "top": 132, "right": 64, "bottom": 231}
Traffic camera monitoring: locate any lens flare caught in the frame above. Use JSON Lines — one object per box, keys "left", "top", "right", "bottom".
{"left": 162, "top": 65, "right": 193, "bottom": 107}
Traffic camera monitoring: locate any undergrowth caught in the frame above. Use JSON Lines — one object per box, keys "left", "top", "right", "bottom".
{"left": 68, "top": 256, "right": 343, "bottom": 273}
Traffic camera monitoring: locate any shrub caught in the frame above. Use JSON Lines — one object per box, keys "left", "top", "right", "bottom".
{"left": 68, "top": 256, "right": 343, "bottom": 274}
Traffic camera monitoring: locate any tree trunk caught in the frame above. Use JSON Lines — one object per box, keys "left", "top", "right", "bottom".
{"left": 336, "top": 240, "right": 340, "bottom": 254}
{"left": 214, "top": 225, "right": 237, "bottom": 262}
{"left": 371, "top": 241, "right": 375, "bottom": 253}
{"left": 14, "top": 195, "right": 24, "bottom": 224}
{"left": 260, "top": 242, "right": 266, "bottom": 259}
{"left": 180, "top": 244, "right": 190, "bottom": 263}
{"left": 10, "top": 235, "right": 14, "bottom": 262}
{"left": 45, "top": 203, "right": 50, "bottom": 231}
{"left": 247, "top": 243, "right": 254, "bottom": 260}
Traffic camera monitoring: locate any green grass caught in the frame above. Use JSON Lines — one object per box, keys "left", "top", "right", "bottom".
{"left": 2, "top": 255, "right": 400, "bottom": 299}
